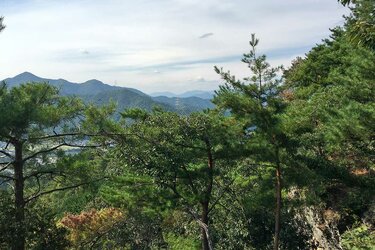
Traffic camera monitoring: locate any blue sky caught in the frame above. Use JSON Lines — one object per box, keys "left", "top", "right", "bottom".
{"left": 0, "top": 0, "right": 348, "bottom": 93}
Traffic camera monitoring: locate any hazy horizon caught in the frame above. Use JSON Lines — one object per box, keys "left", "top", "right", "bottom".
{"left": 2, "top": 71, "right": 216, "bottom": 95}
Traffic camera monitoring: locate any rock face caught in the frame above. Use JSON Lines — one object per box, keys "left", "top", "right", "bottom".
{"left": 302, "top": 207, "right": 343, "bottom": 250}
{"left": 289, "top": 188, "right": 343, "bottom": 249}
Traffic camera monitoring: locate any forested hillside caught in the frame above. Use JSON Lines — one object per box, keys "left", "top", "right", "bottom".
{"left": 0, "top": 1, "right": 374, "bottom": 249}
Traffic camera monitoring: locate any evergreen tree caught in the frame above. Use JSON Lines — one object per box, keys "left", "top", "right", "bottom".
{"left": 0, "top": 82, "right": 109, "bottom": 249}
{"left": 283, "top": 26, "right": 374, "bottom": 172}
{"left": 283, "top": 22, "right": 375, "bottom": 248}
{"left": 213, "top": 34, "right": 288, "bottom": 250}
{"left": 340, "top": 0, "right": 375, "bottom": 50}
{"left": 117, "top": 109, "right": 245, "bottom": 250}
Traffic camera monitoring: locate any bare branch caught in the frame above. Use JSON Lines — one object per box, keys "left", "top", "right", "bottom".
{"left": 0, "top": 178, "right": 11, "bottom": 186}
{"left": 63, "top": 143, "right": 102, "bottom": 149}
{"left": 0, "top": 150, "right": 13, "bottom": 159}
{"left": 25, "top": 177, "right": 107, "bottom": 204}
{"left": 0, "top": 174, "right": 14, "bottom": 180}
{"left": 27, "top": 132, "right": 126, "bottom": 141}
{"left": 28, "top": 132, "right": 86, "bottom": 141}
{"left": 22, "top": 142, "right": 103, "bottom": 163}
{"left": 29, "top": 175, "right": 42, "bottom": 200}
{"left": 208, "top": 179, "right": 235, "bottom": 214}
{"left": 23, "top": 169, "right": 62, "bottom": 180}
{"left": 0, "top": 161, "right": 13, "bottom": 172}
{"left": 22, "top": 143, "right": 67, "bottom": 162}
{"left": 181, "top": 165, "right": 198, "bottom": 195}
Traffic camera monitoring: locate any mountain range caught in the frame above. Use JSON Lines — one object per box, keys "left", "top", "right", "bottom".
{"left": 2, "top": 72, "right": 215, "bottom": 114}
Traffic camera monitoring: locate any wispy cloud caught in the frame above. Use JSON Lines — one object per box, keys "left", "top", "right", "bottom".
{"left": 109, "top": 54, "right": 241, "bottom": 72}
{"left": 0, "top": 0, "right": 349, "bottom": 93}
{"left": 103, "top": 45, "right": 311, "bottom": 73}
{"left": 80, "top": 49, "right": 90, "bottom": 55}
{"left": 199, "top": 32, "right": 214, "bottom": 39}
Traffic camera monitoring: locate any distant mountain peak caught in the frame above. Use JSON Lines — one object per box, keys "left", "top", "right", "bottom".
{"left": 18, "top": 71, "right": 36, "bottom": 76}
{"left": 14, "top": 71, "right": 41, "bottom": 79}
{"left": 6, "top": 72, "right": 43, "bottom": 83}
{"left": 3, "top": 72, "right": 135, "bottom": 96}
{"left": 83, "top": 79, "right": 105, "bottom": 85}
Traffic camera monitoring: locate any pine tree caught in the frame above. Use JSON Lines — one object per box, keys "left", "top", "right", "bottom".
{"left": 0, "top": 83, "right": 110, "bottom": 249}
{"left": 340, "top": 0, "right": 375, "bottom": 50}
{"left": 283, "top": 22, "right": 375, "bottom": 248}
{"left": 118, "top": 109, "right": 245, "bottom": 250}
{"left": 283, "top": 26, "right": 374, "bottom": 171}
{"left": 213, "top": 34, "right": 287, "bottom": 250}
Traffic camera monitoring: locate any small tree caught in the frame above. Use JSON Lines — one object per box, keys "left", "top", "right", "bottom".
{"left": 214, "top": 34, "right": 287, "bottom": 250}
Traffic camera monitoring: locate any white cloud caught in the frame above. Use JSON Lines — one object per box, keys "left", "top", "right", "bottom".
{"left": 0, "top": 0, "right": 349, "bottom": 93}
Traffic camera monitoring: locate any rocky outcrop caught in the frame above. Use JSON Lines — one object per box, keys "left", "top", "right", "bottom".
{"left": 289, "top": 187, "right": 343, "bottom": 249}
{"left": 302, "top": 207, "right": 343, "bottom": 250}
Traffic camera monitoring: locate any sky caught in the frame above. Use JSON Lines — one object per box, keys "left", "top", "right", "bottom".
{"left": 0, "top": 0, "right": 349, "bottom": 94}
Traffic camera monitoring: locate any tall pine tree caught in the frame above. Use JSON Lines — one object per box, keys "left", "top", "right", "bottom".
{"left": 214, "top": 34, "right": 288, "bottom": 250}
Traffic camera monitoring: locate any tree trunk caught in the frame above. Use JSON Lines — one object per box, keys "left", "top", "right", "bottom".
{"left": 273, "top": 148, "right": 282, "bottom": 250}
{"left": 201, "top": 201, "right": 210, "bottom": 250}
{"left": 13, "top": 141, "right": 25, "bottom": 250}
{"left": 201, "top": 138, "right": 214, "bottom": 250}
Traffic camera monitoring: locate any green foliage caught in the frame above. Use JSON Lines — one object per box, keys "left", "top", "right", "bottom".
{"left": 26, "top": 204, "right": 70, "bottom": 250}
{"left": 0, "top": 190, "right": 69, "bottom": 249}
{"left": 0, "top": 82, "right": 117, "bottom": 248}
{"left": 341, "top": 224, "right": 375, "bottom": 250}
{"left": 214, "top": 33, "right": 293, "bottom": 249}
{"left": 283, "top": 14, "right": 375, "bottom": 248}
{"left": 344, "top": 0, "right": 375, "bottom": 50}
{"left": 0, "top": 82, "right": 83, "bottom": 137}
{"left": 230, "top": 165, "right": 313, "bottom": 250}
{"left": 116, "top": 108, "right": 247, "bottom": 248}
{"left": 119, "top": 108, "right": 245, "bottom": 205}
{"left": 0, "top": 190, "right": 16, "bottom": 248}
{"left": 283, "top": 25, "right": 374, "bottom": 173}
{"left": 42, "top": 151, "right": 110, "bottom": 216}
{"left": 164, "top": 233, "right": 200, "bottom": 250}
{"left": 214, "top": 33, "right": 288, "bottom": 163}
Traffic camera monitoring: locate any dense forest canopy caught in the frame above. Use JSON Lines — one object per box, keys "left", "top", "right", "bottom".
{"left": 0, "top": 1, "right": 374, "bottom": 249}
